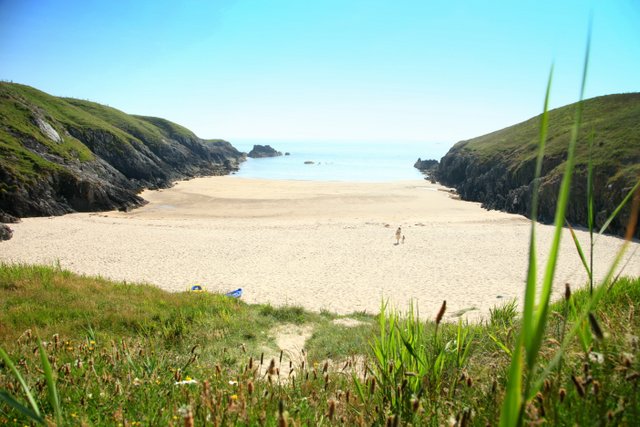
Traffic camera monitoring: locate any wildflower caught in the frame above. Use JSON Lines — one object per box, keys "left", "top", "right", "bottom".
{"left": 133, "top": 377, "right": 142, "bottom": 386}
{"left": 175, "top": 378, "right": 198, "bottom": 386}
{"left": 589, "top": 351, "right": 604, "bottom": 364}
{"left": 230, "top": 394, "right": 238, "bottom": 400}
{"left": 229, "top": 380, "right": 238, "bottom": 386}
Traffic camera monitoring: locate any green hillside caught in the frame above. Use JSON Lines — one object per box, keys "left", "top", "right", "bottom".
{"left": 436, "top": 93, "right": 640, "bottom": 236}
{"left": 0, "top": 83, "right": 243, "bottom": 219}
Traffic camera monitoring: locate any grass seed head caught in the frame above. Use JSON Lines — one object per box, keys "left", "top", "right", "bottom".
{"left": 588, "top": 312, "right": 604, "bottom": 340}
{"left": 571, "top": 375, "right": 586, "bottom": 398}
{"left": 327, "top": 399, "right": 336, "bottom": 420}
{"left": 436, "top": 300, "right": 447, "bottom": 325}
{"left": 559, "top": 387, "right": 566, "bottom": 403}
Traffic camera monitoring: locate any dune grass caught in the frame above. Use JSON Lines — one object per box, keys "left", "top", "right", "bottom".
{"left": 1, "top": 262, "right": 639, "bottom": 425}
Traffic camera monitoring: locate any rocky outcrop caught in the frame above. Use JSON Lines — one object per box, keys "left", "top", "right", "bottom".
{"left": 414, "top": 158, "right": 439, "bottom": 181}
{"left": 247, "top": 144, "right": 282, "bottom": 158}
{"left": 0, "top": 83, "right": 245, "bottom": 219}
{"left": 435, "top": 93, "right": 640, "bottom": 238}
{"left": 0, "top": 224, "right": 12, "bottom": 241}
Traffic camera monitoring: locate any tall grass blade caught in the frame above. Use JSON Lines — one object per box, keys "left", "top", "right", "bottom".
{"left": 566, "top": 222, "right": 592, "bottom": 280}
{"left": 587, "top": 129, "right": 595, "bottom": 293}
{"left": 499, "top": 335, "right": 524, "bottom": 427}
{"left": 598, "top": 180, "right": 640, "bottom": 235}
{"left": 522, "top": 64, "right": 553, "bottom": 366}
{"left": 0, "top": 346, "right": 42, "bottom": 419}
{"left": 500, "top": 64, "right": 553, "bottom": 427}
{"left": 530, "top": 32, "right": 590, "bottom": 370}
{"left": 0, "top": 391, "right": 45, "bottom": 424}
{"left": 531, "top": 196, "right": 637, "bottom": 397}
{"left": 38, "top": 340, "right": 62, "bottom": 425}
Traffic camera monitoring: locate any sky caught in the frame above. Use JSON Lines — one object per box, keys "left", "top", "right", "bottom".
{"left": 1, "top": 0, "right": 639, "bottom": 145}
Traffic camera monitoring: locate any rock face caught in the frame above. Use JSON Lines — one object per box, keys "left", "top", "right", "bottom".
{"left": 435, "top": 93, "right": 640, "bottom": 238}
{"left": 414, "top": 158, "right": 439, "bottom": 181}
{"left": 247, "top": 144, "right": 282, "bottom": 158}
{"left": 0, "top": 224, "right": 12, "bottom": 241}
{"left": 0, "top": 83, "right": 245, "bottom": 219}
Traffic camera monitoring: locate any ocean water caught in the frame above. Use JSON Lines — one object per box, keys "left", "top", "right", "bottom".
{"left": 231, "top": 140, "right": 451, "bottom": 182}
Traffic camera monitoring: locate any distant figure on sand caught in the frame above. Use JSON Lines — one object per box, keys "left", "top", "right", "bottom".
{"left": 395, "top": 227, "right": 402, "bottom": 245}
{"left": 402, "top": 235, "right": 405, "bottom": 244}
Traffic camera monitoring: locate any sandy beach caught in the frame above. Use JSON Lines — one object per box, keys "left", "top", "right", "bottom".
{"left": 1, "top": 176, "right": 638, "bottom": 321}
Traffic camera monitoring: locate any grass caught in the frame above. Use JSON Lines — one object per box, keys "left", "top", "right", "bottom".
{"left": 1, "top": 263, "right": 638, "bottom": 425}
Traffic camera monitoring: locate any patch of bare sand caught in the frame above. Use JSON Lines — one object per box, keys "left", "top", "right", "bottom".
{"left": 1, "top": 176, "right": 638, "bottom": 322}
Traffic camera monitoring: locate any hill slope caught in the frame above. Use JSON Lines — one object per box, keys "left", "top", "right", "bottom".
{"left": 435, "top": 93, "right": 640, "bottom": 237}
{"left": 0, "top": 83, "right": 244, "bottom": 219}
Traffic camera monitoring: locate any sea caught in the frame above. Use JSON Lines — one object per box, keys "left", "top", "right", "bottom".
{"left": 231, "top": 140, "right": 452, "bottom": 182}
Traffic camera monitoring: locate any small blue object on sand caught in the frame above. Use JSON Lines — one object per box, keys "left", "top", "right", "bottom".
{"left": 191, "top": 285, "right": 203, "bottom": 291}
{"left": 225, "top": 288, "right": 243, "bottom": 298}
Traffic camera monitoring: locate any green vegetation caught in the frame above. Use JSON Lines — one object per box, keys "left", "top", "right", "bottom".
{"left": 1, "top": 264, "right": 638, "bottom": 425}
{"left": 454, "top": 92, "right": 640, "bottom": 183}
{"left": 0, "top": 82, "right": 217, "bottom": 184}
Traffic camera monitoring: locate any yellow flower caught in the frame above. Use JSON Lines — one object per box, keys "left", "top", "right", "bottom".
{"left": 230, "top": 394, "right": 238, "bottom": 400}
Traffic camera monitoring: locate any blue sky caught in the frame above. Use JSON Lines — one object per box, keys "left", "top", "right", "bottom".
{"left": 1, "top": 0, "right": 639, "bottom": 144}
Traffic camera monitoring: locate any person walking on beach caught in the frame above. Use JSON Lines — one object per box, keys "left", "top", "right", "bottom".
{"left": 395, "top": 227, "right": 402, "bottom": 245}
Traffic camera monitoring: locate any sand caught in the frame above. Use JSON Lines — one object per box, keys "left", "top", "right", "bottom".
{"left": 1, "top": 176, "right": 638, "bottom": 322}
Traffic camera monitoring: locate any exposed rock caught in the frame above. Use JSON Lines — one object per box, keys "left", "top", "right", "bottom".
{"left": 435, "top": 93, "right": 640, "bottom": 238}
{"left": 284, "top": 152, "right": 290, "bottom": 156}
{"left": 0, "top": 211, "right": 20, "bottom": 223}
{"left": 35, "top": 117, "right": 62, "bottom": 143}
{"left": 247, "top": 144, "right": 282, "bottom": 158}
{"left": 0, "top": 83, "right": 245, "bottom": 219}
{"left": 414, "top": 158, "right": 439, "bottom": 182}
{"left": 0, "top": 224, "right": 12, "bottom": 241}
{"left": 304, "top": 161, "right": 314, "bottom": 165}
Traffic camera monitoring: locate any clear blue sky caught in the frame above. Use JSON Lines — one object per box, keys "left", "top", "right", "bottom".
{"left": 1, "top": 0, "right": 639, "bottom": 144}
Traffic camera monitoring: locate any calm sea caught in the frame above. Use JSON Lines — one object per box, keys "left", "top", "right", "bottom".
{"left": 231, "top": 140, "right": 451, "bottom": 182}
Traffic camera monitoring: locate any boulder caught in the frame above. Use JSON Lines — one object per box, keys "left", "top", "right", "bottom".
{"left": 247, "top": 145, "right": 282, "bottom": 158}
{"left": 0, "top": 224, "right": 12, "bottom": 241}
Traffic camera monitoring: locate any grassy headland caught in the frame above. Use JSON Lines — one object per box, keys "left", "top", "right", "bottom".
{"left": 435, "top": 93, "right": 640, "bottom": 237}
{"left": 1, "top": 263, "right": 638, "bottom": 425}
{"left": 0, "top": 82, "right": 243, "bottom": 219}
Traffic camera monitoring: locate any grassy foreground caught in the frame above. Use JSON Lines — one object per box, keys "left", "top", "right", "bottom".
{"left": 1, "top": 263, "right": 639, "bottom": 425}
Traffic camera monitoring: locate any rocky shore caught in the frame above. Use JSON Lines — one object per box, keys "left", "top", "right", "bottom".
{"left": 425, "top": 93, "right": 640, "bottom": 238}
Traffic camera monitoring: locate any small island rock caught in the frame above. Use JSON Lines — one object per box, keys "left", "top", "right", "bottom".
{"left": 247, "top": 145, "right": 282, "bottom": 158}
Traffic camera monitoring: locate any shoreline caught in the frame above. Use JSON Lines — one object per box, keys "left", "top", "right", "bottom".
{"left": 1, "top": 176, "right": 638, "bottom": 322}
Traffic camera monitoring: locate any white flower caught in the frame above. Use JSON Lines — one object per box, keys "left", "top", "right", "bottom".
{"left": 228, "top": 380, "right": 238, "bottom": 386}
{"left": 174, "top": 379, "right": 198, "bottom": 385}
{"left": 589, "top": 351, "right": 604, "bottom": 364}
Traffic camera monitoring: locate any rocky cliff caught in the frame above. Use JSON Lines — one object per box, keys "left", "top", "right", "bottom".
{"left": 0, "top": 83, "right": 245, "bottom": 220}
{"left": 435, "top": 93, "right": 640, "bottom": 238}
{"left": 247, "top": 144, "right": 282, "bottom": 158}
